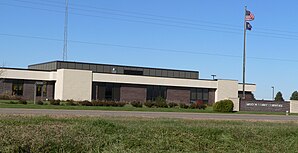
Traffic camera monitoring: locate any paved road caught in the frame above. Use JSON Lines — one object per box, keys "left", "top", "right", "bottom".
{"left": 0, "top": 108, "right": 297, "bottom": 121}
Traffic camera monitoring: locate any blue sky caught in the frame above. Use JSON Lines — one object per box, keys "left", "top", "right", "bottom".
{"left": 1, "top": 0, "right": 298, "bottom": 100}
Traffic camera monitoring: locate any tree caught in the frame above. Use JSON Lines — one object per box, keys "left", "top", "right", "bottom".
{"left": 290, "top": 91, "right": 298, "bottom": 100}
{"left": 275, "top": 91, "right": 284, "bottom": 101}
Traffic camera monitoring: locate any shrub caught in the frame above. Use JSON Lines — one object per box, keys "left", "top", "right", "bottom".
{"left": 154, "top": 96, "right": 168, "bottom": 108}
{"left": 131, "top": 101, "right": 143, "bottom": 108}
{"left": 36, "top": 100, "right": 44, "bottom": 105}
{"left": 9, "top": 101, "right": 18, "bottom": 104}
{"left": 50, "top": 99, "right": 60, "bottom": 105}
{"left": 155, "top": 101, "right": 168, "bottom": 108}
{"left": 168, "top": 102, "right": 178, "bottom": 108}
{"left": 0, "top": 94, "right": 10, "bottom": 100}
{"left": 213, "top": 99, "right": 234, "bottom": 112}
{"left": 78, "top": 100, "right": 93, "bottom": 106}
{"left": 189, "top": 103, "right": 207, "bottom": 110}
{"left": 66, "top": 99, "right": 77, "bottom": 106}
{"left": 144, "top": 101, "right": 155, "bottom": 108}
{"left": 18, "top": 99, "right": 27, "bottom": 105}
{"left": 117, "top": 102, "right": 126, "bottom": 107}
{"left": 0, "top": 94, "right": 21, "bottom": 100}
{"left": 179, "top": 103, "right": 189, "bottom": 109}
{"left": 92, "top": 101, "right": 127, "bottom": 107}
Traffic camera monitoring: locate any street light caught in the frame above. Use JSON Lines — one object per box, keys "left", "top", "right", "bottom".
{"left": 271, "top": 86, "right": 275, "bottom": 100}
{"left": 211, "top": 74, "right": 216, "bottom": 80}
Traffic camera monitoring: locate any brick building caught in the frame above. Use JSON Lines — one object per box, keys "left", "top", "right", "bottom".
{"left": 0, "top": 61, "right": 256, "bottom": 105}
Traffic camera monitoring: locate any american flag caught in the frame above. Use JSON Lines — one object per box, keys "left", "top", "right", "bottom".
{"left": 245, "top": 10, "right": 255, "bottom": 21}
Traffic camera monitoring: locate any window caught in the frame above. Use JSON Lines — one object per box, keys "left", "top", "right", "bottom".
{"left": 36, "top": 84, "right": 47, "bottom": 97}
{"left": 147, "top": 86, "right": 167, "bottom": 101}
{"left": 92, "top": 83, "right": 120, "bottom": 101}
{"left": 36, "top": 85, "right": 42, "bottom": 96}
{"left": 124, "top": 70, "right": 143, "bottom": 75}
{"left": 105, "top": 84, "right": 113, "bottom": 100}
{"left": 190, "top": 88, "right": 209, "bottom": 104}
{"left": 12, "top": 81, "right": 23, "bottom": 96}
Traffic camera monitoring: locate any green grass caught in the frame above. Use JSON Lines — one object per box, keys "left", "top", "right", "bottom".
{"left": 0, "top": 100, "right": 292, "bottom": 115}
{"left": 0, "top": 100, "right": 216, "bottom": 113}
{"left": 0, "top": 115, "right": 298, "bottom": 152}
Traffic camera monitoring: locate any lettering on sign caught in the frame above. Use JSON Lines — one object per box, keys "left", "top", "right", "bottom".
{"left": 246, "top": 103, "right": 283, "bottom": 108}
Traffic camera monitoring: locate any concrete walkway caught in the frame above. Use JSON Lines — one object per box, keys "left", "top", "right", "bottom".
{"left": 0, "top": 108, "right": 297, "bottom": 121}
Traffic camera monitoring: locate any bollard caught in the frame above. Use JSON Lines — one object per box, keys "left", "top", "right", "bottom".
{"left": 286, "top": 111, "right": 289, "bottom": 116}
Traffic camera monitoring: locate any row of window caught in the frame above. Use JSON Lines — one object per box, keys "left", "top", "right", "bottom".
{"left": 11, "top": 81, "right": 47, "bottom": 97}
{"left": 92, "top": 83, "right": 209, "bottom": 103}
{"left": 51, "top": 62, "right": 199, "bottom": 79}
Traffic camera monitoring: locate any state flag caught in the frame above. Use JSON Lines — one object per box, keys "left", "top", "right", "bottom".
{"left": 246, "top": 22, "right": 252, "bottom": 30}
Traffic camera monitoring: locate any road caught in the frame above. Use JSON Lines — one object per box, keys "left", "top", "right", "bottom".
{"left": 0, "top": 108, "right": 297, "bottom": 121}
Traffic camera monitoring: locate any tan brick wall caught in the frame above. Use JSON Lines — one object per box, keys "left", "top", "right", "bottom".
{"left": 290, "top": 100, "right": 298, "bottom": 113}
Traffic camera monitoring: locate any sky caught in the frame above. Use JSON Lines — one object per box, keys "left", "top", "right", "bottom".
{"left": 0, "top": 0, "right": 298, "bottom": 100}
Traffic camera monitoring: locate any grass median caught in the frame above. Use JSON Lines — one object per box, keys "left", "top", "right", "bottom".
{"left": 0, "top": 115, "right": 298, "bottom": 152}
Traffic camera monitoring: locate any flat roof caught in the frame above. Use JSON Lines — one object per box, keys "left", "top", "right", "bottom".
{"left": 28, "top": 60, "right": 199, "bottom": 73}
{"left": 28, "top": 61, "right": 200, "bottom": 80}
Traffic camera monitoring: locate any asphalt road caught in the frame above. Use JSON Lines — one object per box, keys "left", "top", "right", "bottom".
{"left": 0, "top": 108, "right": 298, "bottom": 121}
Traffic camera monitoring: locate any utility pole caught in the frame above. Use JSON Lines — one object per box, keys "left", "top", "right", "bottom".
{"left": 63, "top": 0, "right": 69, "bottom": 61}
{"left": 272, "top": 86, "right": 275, "bottom": 100}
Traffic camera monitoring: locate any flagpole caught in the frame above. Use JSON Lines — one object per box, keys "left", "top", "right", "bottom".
{"left": 242, "top": 6, "right": 247, "bottom": 100}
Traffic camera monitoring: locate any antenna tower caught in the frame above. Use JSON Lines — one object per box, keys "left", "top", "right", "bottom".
{"left": 63, "top": 0, "right": 69, "bottom": 61}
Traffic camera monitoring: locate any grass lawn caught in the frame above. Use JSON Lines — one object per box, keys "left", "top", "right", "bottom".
{"left": 0, "top": 100, "right": 215, "bottom": 113}
{"left": 0, "top": 100, "right": 290, "bottom": 115}
{"left": 0, "top": 115, "right": 298, "bottom": 152}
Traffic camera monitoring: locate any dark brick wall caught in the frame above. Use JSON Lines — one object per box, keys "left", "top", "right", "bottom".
{"left": 240, "top": 100, "right": 290, "bottom": 112}
{"left": 0, "top": 79, "right": 12, "bottom": 95}
{"left": 23, "top": 80, "right": 35, "bottom": 100}
{"left": 166, "top": 88, "right": 190, "bottom": 104}
{"left": 46, "top": 82, "right": 55, "bottom": 100}
{"left": 208, "top": 89, "right": 216, "bottom": 105}
{"left": 120, "top": 85, "right": 146, "bottom": 102}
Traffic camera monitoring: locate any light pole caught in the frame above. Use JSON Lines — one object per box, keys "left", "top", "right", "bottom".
{"left": 271, "top": 86, "right": 275, "bottom": 100}
{"left": 211, "top": 74, "right": 216, "bottom": 80}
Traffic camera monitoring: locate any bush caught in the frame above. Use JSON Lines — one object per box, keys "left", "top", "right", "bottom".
{"left": 131, "top": 101, "right": 143, "bottom": 108}
{"left": 91, "top": 100, "right": 126, "bottom": 107}
{"left": 189, "top": 103, "right": 207, "bottom": 110}
{"left": 36, "top": 100, "right": 44, "bottom": 105}
{"left": 66, "top": 99, "right": 77, "bottom": 106}
{"left": 9, "top": 101, "right": 18, "bottom": 104}
{"left": 213, "top": 99, "right": 234, "bottom": 112}
{"left": 154, "top": 96, "right": 168, "bottom": 108}
{"left": 179, "top": 103, "right": 189, "bottom": 109}
{"left": 50, "top": 99, "right": 60, "bottom": 105}
{"left": 117, "top": 102, "right": 126, "bottom": 107}
{"left": 188, "top": 100, "right": 207, "bottom": 110}
{"left": 0, "top": 94, "right": 10, "bottom": 100}
{"left": 18, "top": 99, "right": 27, "bottom": 105}
{"left": 0, "top": 94, "right": 21, "bottom": 100}
{"left": 144, "top": 101, "right": 155, "bottom": 108}
{"left": 155, "top": 101, "right": 168, "bottom": 108}
{"left": 168, "top": 102, "right": 178, "bottom": 108}
{"left": 78, "top": 100, "right": 93, "bottom": 106}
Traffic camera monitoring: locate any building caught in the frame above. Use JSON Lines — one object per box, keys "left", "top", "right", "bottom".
{"left": 0, "top": 61, "right": 256, "bottom": 106}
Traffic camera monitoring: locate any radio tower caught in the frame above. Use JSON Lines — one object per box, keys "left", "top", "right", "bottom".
{"left": 63, "top": 0, "right": 69, "bottom": 61}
